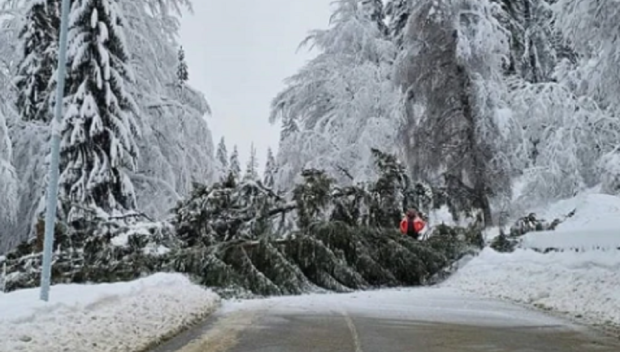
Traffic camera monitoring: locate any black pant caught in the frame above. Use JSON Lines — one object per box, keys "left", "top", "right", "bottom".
{"left": 406, "top": 232, "right": 419, "bottom": 240}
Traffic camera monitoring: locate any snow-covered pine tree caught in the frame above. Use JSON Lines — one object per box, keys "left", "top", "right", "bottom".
{"left": 59, "top": 0, "right": 139, "bottom": 222}
{"left": 215, "top": 136, "right": 228, "bottom": 178}
{"left": 270, "top": 0, "right": 401, "bottom": 190}
{"left": 263, "top": 147, "right": 276, "bottom": 188}
{"left": 176, "top": 45, "right": 188, "bottom": 83}
{"left": 396, "top": 0, "right": 513, "bottom": 226}
{"left": 14, "top": 0, "right": 60, "bottom": 122}
{"left": 243, "top": 143, "right": 259, "bottom": 181}
{"left": 229, "top": 145, "right": 241, "bottom": 181}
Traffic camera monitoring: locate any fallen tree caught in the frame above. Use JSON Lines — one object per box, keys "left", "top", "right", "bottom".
{"left": 1, "top": 149, "right": 485, "bottom": 297}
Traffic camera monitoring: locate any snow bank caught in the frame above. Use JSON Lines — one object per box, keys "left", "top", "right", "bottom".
{"left": 0, "top": 273, "right": 220, "bottom": 352}
{"left": 520, "top": 193, "right": 620, "bottom": 250}
{"left": 535, "top": 193, "right": 620, "bottom": 232}
{"left": 445, "top": 193, "right": 620, "bottom": 330}
{"left": 444, "top": 248, "right": 620, "bottom": 328}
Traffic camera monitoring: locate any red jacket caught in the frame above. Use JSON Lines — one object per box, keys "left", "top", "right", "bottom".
{"left": 400, "top": 216, "right": 425, "bottom": 235}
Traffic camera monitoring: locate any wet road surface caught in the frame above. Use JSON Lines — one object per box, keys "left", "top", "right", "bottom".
{"left": 151, "top": 288, "right": 620, "bottom": 352}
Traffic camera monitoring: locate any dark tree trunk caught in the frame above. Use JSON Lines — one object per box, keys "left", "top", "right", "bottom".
{"left": 456, "top": 64, "right": 493, "bottom": 228}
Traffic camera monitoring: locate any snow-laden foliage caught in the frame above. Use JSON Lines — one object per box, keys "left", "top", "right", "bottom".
{"left": 170, "top": 148, "right": 483, "bottom": 297}
{"left": 14, "top": 0, "right": 59, "bottom": 123}
{"left": 542, "top": 0, "right": 620, "bottom": 197}
{"left": 59, "top": 0, "right": 139, "bottom": 222}
{"left": 490, "top": 208, "right": 575, "bottom": 252}
{"left": 271, "top": 0, "right": 402, "bottom": 190}
{"left": 215, "top": 136, "right": 228, "bottom": 179}
{"left": 507, "top": 78, "right": 620, "bottom": 204}
{"left": 597, "top": 151, "right": 620, "bottom": 195}
{"left": 396, "top": 0, "right": 512, "bottom": 226}
{"left": 263, "top": 147, "right": 276, "bottom": 188}
{"left": 1, "top": 0, "right": 215, "bottom": 252}
{"left": 385, "top": 0, "right": 411, "bottom": 46}
{"left": 3, "top": 148, "right": 483, "bottom": 296}
{"left": 0, "top": 106, "right": 18, "bottom": 233}
{"left": 228, "top": 145, "right": 241, "bottom": 181}
{"left": 500, "top": 0, "right": 620, "bottom": 205}
{"left": 120, "top": 0, "right": 215, "bottom": 219}
{"left": 1, "top": 212, "right": 177, "bottom": 292}
{"left": 0, "top": 4, "right": 28, "bottom": 252}
{"left": 552, "top": 0, "right": 620, "bottom": 111}
{"left": 495, "top": 0, "right": 561, "bottom": 82}
{"left": 174, "top": 175, "right": 293, "bottom": 247}
{"left": 176, "top": 45, "right": 188, "bottom": 83}
{"left": 243, "top": 143, "right": 259, "bottom": 181}
{"left": 359, "top": 0, "right": 388, "bottom": 35}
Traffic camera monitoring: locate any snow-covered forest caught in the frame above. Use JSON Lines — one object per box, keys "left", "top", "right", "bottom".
{"left": 272, "top": 0, "right": 620, "bottom": 223}
{"left": 0, "top": 0, "right": 215, "bottom": 252}
{"left": 1, "top": 0, "right": 619, "bottom": 298}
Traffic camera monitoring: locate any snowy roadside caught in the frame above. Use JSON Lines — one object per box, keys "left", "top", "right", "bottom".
{"left": 443, "top": 193, "right": 620, "bottom": 335}
{"left": 443, "top": 248, "right": 620, "bottom": 332}
{"left": 0, "top": 273, "right": 221, "bottom": 352}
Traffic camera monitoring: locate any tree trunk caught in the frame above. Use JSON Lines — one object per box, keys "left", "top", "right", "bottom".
{"left": 523, "top": 0, "right": 540, "bottom": 82}
{"left": 456, "top": 64, "right": 493, "bottom": 228}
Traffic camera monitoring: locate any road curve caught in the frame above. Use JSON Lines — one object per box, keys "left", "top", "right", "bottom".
{"left": 151, "top": 288, "right": 620, "bottom": 352}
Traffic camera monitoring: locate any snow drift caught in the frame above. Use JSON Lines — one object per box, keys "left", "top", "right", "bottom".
{"left": 0, "top": 273, "right": 221, "bottom": 352}
{"left": 444, "top": 192, "right": 620, "bottom": 331}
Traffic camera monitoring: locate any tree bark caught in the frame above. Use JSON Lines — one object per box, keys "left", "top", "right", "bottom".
{"left": 456, "top": 64, "right": 493, "bottom": 228}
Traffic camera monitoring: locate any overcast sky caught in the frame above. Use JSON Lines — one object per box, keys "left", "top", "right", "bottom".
{"left": 179, "top": 0, "right": 332, "bottom": 171}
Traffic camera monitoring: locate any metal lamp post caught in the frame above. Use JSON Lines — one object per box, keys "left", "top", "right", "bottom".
{"left": 40, "top": 0, "right": 72, "bottom": 302}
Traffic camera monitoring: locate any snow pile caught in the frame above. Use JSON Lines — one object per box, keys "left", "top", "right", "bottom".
{"left": 445, "top": 193, "right": 620, "bottom": 329}
{"left": 533, "top": 192, "right": 620, "bottom": 232}
{"left": 0, "top": 273, "right": 221, "bottom": 352}
{"left": 444, "top": 248, "right": 620, "bottom": 328}
{"left": 520, "top": 193, "right": 620, "bottom": 250}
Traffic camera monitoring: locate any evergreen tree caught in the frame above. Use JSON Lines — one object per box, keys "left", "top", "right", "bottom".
{"left": 177, "top": 45, "right": 188, "bottom": 83}
{"left": 243, "top": 143, "right": 259, "bottom": 181}
{"left": 215, "top": 136, "right": 228, "bottom": 178}
{"left": 59, "top": 0, "right": 139, "bottom": 222}
{"left": 396, "top": 0, "right": 512, "bottom": 227}
{"left": 263, "top": 147, "right": 276, "bottom": 188}
{"left": 14, "top": 0, "right": 60, "bottom": 122}
{"left": 229, "top": 145, "right": 241, "bottom": 180}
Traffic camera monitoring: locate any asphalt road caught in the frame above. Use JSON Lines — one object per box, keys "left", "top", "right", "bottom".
{"left": 151, "top": 288, "right": 620, "bottom": 352}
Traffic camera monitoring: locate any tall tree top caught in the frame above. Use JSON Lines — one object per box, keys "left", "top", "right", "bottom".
{"left": 177, "top": 45, "right": 189, "bottom": 83}
{"left": 243, "top": 143, "right": 259, "bottom": 181}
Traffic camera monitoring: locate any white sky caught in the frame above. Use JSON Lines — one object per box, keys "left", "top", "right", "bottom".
{"left": 179, "top": 0, "right": 332, "bottom": 171}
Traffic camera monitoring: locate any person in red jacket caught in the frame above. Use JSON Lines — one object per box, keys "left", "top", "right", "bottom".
{"left": 399, "top": 208, "right": 426, "bottom": 240}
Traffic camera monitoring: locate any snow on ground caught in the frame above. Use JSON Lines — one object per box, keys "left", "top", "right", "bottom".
{"left": 444, "top": 192, "right": 620, "bottom": 331}
{"left": 0, "top": 273, "right": 220, "bottom": 352}
{"left": 444, "top": 248, "right": 620, "bottom": 328}
{"left": 534, "top": 193, "right": 620, "bottom": 231}
{"left": 520, "top": 193, "right": 620, "bottom": 250}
